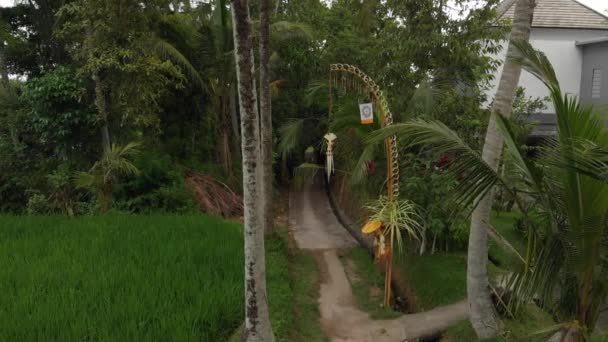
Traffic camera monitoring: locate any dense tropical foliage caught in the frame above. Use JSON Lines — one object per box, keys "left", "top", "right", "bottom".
{"left": 0, "top": 0, "right": 507, "bottom": 215}
{"left": 2, "top": 0, "right": 606, "bottom": 340}
{"left": 370, "top": 41, "right": 608, "bottom": 340}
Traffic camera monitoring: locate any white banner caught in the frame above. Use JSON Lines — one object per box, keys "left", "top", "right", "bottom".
{"left": 359, "top": 103, "right": 373, "bottom": 124}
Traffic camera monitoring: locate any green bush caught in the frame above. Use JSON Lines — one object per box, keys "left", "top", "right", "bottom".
{"left": 25, "top": 194, "right": 51, "bottom": 215}
{"left": 20, "top": 66, "right": 96, "bottom": 159}
{"left": 114, "top": 152, "right": 197, "bottom": 213}
{"left": 399, "top": 154, "right": 469, "bottom": 252}
{"left": 25, "top": 164, "right": 92, "bottom": 216}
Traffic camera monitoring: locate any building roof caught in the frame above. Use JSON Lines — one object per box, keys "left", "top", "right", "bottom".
{"left": 498, "top": 0, "right": 608, "bottom": 30}
{"left": 576, "top": 36, "right": 608, "bottom": 45}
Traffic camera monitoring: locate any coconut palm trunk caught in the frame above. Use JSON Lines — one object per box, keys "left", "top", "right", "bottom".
{"left": 467, "top": 0, "right": 535, "bottom": 338}
{"left": 230, "top": 83, "right": 241, "bottom": 160}
{"left": 260, "top": 0, "right": 273, "bottom": 233}
{"left": 218, "top": 92, "right": 233, "bottom": 177}
{"left": 0, "top": 43, "right": 18, "bottom": 148}
{"left": 93, "top": 73, "right": 111, "bottom": 154}
{"left": 0, "top": 45, "right": 10, "bottom": 94}
{"left": 231, "top": 0, "right": 275, "bottom": 340}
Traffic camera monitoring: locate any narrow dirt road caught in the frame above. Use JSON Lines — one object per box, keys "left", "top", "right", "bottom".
{"left": 289, "top": 182, "right": 468, "bottom": 341}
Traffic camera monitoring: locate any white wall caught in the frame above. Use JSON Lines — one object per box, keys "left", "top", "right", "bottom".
{"left": 486, "top": 28, "right": 608, "bottom": 113}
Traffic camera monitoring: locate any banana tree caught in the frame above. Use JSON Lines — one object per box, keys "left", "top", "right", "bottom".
{"left": 369, "top": 40, "right": 608, "bottom": 340}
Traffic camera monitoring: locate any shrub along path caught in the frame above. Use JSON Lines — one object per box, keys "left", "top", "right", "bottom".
{"left": 289, "top": 182, "right": 468, "bottom": 341}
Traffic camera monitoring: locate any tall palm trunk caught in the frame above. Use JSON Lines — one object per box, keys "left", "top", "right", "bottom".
{"left": 230, "top": 83, "right": 241, "bottom": 160}
{"left": 467, "top": 0, "right": 535, "bottom": 338}
{"left": 0, "top": 44, "right": 18, "bottom": 148}
{"left": 260, "top": 0, "right": 273, "bottom": 233}
{"left": 231, "top": 0, "right": 275, "bottom": 341}
{"left": 218, "top": 92, "right": 233, "bottom": 177}
{"left": 93, "top": 73, "right": 111, "bottom": 153}
{"left": 0, "top": 46, "right": 10, "bottom": 94}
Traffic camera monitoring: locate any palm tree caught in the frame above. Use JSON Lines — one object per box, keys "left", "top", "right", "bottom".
{"left": 369, "top": 41, "right": 608, "bottom": 342}
{"left": 231, "top": 0, "right": 275, "bottom": 340}
{"left": 75, "top": 142, "right": 140, "bottom": 212}
{"left": 466, "top": 0, "right": 535, "bottom": 337}
{"left": 260, "top": 0, "right": 273, "bottom": 233}
{"left": 0, "top": 19, "right": 20, "bottom": 149}
{"left": 83, "top": 7, "right": 206, "bottom": 154}
{"left": 202, "top": 0, "right": 239, "bottom": 178}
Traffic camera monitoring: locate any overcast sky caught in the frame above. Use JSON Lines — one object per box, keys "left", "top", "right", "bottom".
{"left": 0, "top": 0, "right": 605, "bottom": 16}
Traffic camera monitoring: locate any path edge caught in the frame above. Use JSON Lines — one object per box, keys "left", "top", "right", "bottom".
{"left": 323, "top": 177, "right": 424, "bottom": 314}
{"left": 323, "top": 177, "right": 374, "bottom": 253}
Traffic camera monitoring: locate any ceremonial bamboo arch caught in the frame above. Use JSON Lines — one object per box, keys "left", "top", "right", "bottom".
{"left": 327, "top": 63, "right": 400, "bottom": 305}
{"left": 328, "top": 63, "right": 400, "bottom": 201}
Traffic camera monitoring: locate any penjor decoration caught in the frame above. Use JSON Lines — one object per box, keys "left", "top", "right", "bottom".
{"left": 329, "top": 63, "right": 401, "bottom": 307}
{"left": 324, "top": 132, "right": 337, "bottom": 182}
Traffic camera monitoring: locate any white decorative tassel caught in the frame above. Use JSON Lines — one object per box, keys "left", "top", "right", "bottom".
{"left": 326, "top": 152, "right": 333, "bottom": 182}
{"left": 324, "top": 133, "right": 337, "bottom": 182}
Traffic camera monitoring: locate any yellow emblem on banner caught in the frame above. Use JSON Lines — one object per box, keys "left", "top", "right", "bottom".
{"left": 359, "top": 103, "right": 373, "bottom": 124}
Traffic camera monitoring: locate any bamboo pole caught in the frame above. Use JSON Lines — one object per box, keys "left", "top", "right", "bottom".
{"left": 329, "top": 64, "right": 400, "bottom": 308}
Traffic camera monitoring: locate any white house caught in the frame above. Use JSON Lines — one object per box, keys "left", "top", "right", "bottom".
{"left": 488, "top": 0, "right": 608, "bottom": 135}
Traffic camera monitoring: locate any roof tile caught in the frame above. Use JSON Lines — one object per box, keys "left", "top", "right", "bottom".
{"left": 499, "top": 0, "right": 608, "bottom": 29}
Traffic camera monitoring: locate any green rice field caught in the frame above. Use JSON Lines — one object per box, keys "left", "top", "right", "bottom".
{"left": 0, "top": 214, "right": 245, "bottom": 341}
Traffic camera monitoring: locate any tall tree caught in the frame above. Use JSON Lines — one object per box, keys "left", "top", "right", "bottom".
{"left": 467, "top": 0, "right": 535, "bottom": 338}
{"left": 58, "top": 0, "right": 200, "bottom": 154}
{"left": 206, "top": 0, "right": 238, "bottom": 177}
{"left": 231, "top": 0, "right": 275, "bottom": 340}
{"left": 0, "top": 19, "right": 17, "bottom": 148}
{"left": 259, "top": 0, "right": 273, "bottom": 233}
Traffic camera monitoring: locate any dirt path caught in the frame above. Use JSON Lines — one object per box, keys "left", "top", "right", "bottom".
{"left": 289, "top": 182, "right": 468, "bottom": 341}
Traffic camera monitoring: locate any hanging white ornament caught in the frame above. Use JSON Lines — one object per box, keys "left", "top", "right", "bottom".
{"left": 324, "top": 132, "right": 337, "bottom": 182}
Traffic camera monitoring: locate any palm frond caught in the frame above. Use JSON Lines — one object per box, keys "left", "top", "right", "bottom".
{"left": 485, "top": 221, "right": 527, "bottom": 266}
{"left": 504, "top": 41, "right": 608, "bottom": 328}
{"left": 495, "top": 113, "right": 545, "bottom": 195}
{"left": 277, "top": 118, "right": 305, "bottom": 158}
{"left": 154, "top": 39, "right": 206, "bottom": 91}
{"left": 405, "top": 77, "right": 451, "bottom": 116}
{"left": 541, "top": 138, "right": 608, "bottom": 183}
{"left": 293, "top": 163, "right": 323, "bottom": 189}
{"left": 350, "top": 143, "right": 376, "bottom": 186}
{"left": 365, "top": 196, "right": 424, "bottom": 253}
{"left": 513, "top": 40, "right": 560, "bottom": 95}
{"left": 91, "top": 142, "right": 141, "bottom": 183}
{"left": 367, "top": 120, "right": 509, "bottom": 208}
{"left": 305, "top": 80, "right": 328, "bottom": 107}
{"left": 74, "top": 171, "right": 95, "bottom": 190}
{"left": 270, "top": 21, "right": 313, "bottom": 42}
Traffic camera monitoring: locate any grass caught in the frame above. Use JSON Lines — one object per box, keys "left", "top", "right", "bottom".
{"left": 489, "top": 211, "right": 526, "bottom": 270}
{"left": 385, "top": 211, "right": 518, "bottom": 311}
{"left": 0, "top": 214, "right": 326, "bottom": 341}
{"left": 387, "top": 211, "right": 557, "bottom": 341}
{"left": 228, "top": 228, "right": 326, "bottom": 342}
{"left": 288, "top": 246, "right": 328, "bottom": 341}
{"left": 395, "top": 252, "right": 467, "bottom": 310}
{"left": 266, "top": 232, "right": 294, "bottom": 340}
{"left": 0, "top": 214, "right": 244, "bottom": 341}
{"left": 342, "top": 248, "right": 401, "bottom": 319}
{"left": 444, "top": 304, "right": 556, "bottom": 342}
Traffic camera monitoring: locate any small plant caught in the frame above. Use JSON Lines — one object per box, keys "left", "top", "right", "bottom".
{"left": 26, "top": 193, "right": 51, "bottom": 215}
{"left": 364, "top": 195, "right": 423, "bottom": 253}
{"left": 363, "top": 195, "right": 423, "bottom": 306}
{"left": 75, "top": 142, "right": 140, "bottom": 212}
